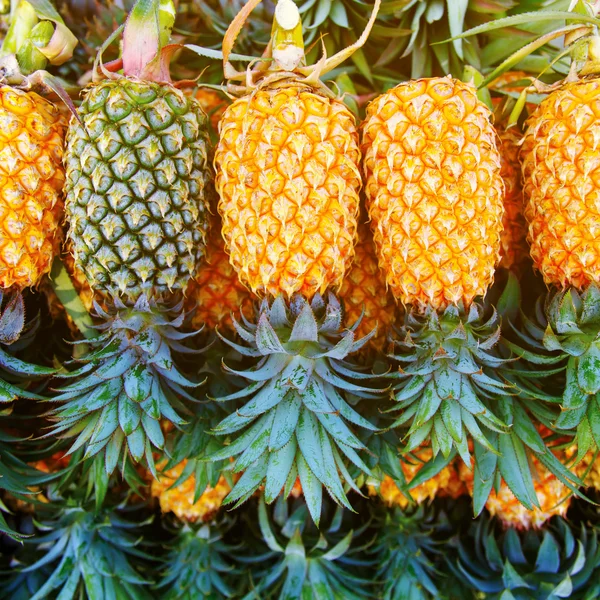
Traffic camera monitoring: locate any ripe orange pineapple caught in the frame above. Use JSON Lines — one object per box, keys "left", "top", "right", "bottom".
{"left": 151, "top": 459, "right": 230, "bottom": 523}
{"left": 362, "top": 76, "right": 504, "bottom": 311}
{"left": 373, "top": 448, "right": 467, "bottom": 509}
{"left": 521, "top": 78, "right": 600, "bottom": 290}
{"left": 185, "top": 219, "right": 254, "bottom": 330}
{"left": 208, "top": 0, "right": 382, "bottom": 524}
{"left": 338, "top": 221, "right": 396, "bottom": 351}
{"left": 216, "top": 84, "right": 361, "bottom": 299}
{"left": 0, "top": 87, "right": 65, "bottom": 290}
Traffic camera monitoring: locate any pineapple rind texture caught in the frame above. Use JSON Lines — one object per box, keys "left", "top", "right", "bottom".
{"left": 497, "top": 126, "right": 530, "bottom": 274}
{"left": 362, "top": 77, "right": 504, "bottom": 311}
{"left": 185, "top": 221, "right": 254, "bottom": 330}
{"left": 522, "top": 79, "right": 600, "bottom": 290}
{"left": 215, "top": 84, "right": 361, "bottom": 299}
{"left": 375, "top": 449, "right": 467, "bottom": 509}
{"left": 0, "top": 87, "right": 65, "bottom": 291}
{"left": 64, "top": 78, "right": 211, "bottom": 301}
{"left": 152, "top": 459, "right": 230, "bottom": 523}
{"left": 338, "top": 221, "right": 396, "bottom": 352}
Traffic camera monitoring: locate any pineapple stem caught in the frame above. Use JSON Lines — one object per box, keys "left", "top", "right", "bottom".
{"left": 271, "top": 0, "right": 304, "bottom": 72}
{"left": 122, "top": 0, "right": 175, "bottom": 82}
{"left": 49, "top": 259, "right": 97, "bottom": 340}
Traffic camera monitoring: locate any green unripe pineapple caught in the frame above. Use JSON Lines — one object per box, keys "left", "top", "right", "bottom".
{"left": 65, "top": 78, "right": 211, "bottom": 301}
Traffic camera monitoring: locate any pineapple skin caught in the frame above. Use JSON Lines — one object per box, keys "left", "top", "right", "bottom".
{"left": 459, "top": 455, "right": 570, "bottom": 530}
{"left": 521, "top": 79, "right": 600, "bottom": 290}
{"left": 497, "top": 126, "right": 530, "bottom": 274}
{"left": 215, "top": 84, "right": 361, "bottom": 299}
{"left": 151, "top": 459, "right": 230, "bottom": 523}
{"left": 373, "top": 448, "right": 467, "bottom": 509}
{"left": 185, "top": 218, "right": 254, "bottom": 330}
{"left": 362, "top": 77, "right": 504, "bottom": 310}
{"left": 64, "top": 79, "right": 212, "bottom": 301}
{"left": 338, "top": 221, "right": 396, "bottom": 352}
{"left": 0, "top": 87, "right": 65, "bottom": 290}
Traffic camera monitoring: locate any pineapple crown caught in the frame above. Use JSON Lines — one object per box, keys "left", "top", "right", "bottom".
{"left": 208, "top": 294, "right": 382, "bottom": 525}
{"left": 450, "top": 514, "right": 600, "bottom": 599}
{"left": 386, "top": 277, "right": 585, "bottom": 518}
{"left": 242, "top": 496, "right": 375, "bottom": 599}
{"left": 222, "top": 0, "right": 381, "bottom": 93}
{"left": 94, "top": 0, "right": 177, "bottom": 83}
{"left": 522, "top": 284, "right": 600, "bottom": 459}
{"left": 371, "top": 502, "right": 468, "bottom": 600}
{"left": 0, "top": 290, "right": 56, "bottom": 388}
{"left": 156, "top": 517, "right": 244, "bottom": 598}
{"left": 46, "top": 295, "right": 203, "bottom": 479}
{"left": 15, "top": 493, "right": 154, "bottom": 600}
{"left": 0, "top": 0, "right": 77, "bottom": 76}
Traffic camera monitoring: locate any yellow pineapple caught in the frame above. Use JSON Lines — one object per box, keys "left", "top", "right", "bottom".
{"left": 362, "top": 76, "right": 504, "bottom": 311}
{"left": 208, "top": 0, "right": 382, "bottom": 524}
{"left": 521, "top": 78, "right": 600, "bottom": 290}
{"left": 337, "top": 220, "right": 396, "bottom": 352}
{"left": 358, "top": 75, "right": 521, "bottom": 489}
{"left": 185, "top": 219, "right": 254, "bottom": 331}
{"left": 0, "top": 87, "right": 65, "bottom": 291}
{"left": 151, "top": 459, "right": 230, "bottom": 523}
{"left": 216, "top": 85, "right": 361, "bottom": 299}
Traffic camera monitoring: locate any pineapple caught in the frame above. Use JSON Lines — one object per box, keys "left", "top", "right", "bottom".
{"left": 0, "top": 2, "right": 78, "bottom": 539}
{"left": 360, "top": 75, "right": 578, "bottom": 515}
{"left": 511, "top": 4, "right": 600, "bottom": 458}
{"left": 216, "top": 87, "right": 360, "bottom": 300}
{"left": 338, "top": 220, "right": 396, "bottom": 353}
{"left": 184, "top": 217, "right": 254, "bottom": 331}
{"left": 521, "top": 78, "right": 600, "bottom": 291}
{"left": 65, "top": 75, "right": 210, "bottom": 300}
{"left": 362, "top": 76, "right": 504, "bottom": 311}
{"left": 47, "top": 0, "right": 213, "bottom": 477}
{"left": 450, "top": 514, "right": 600, "bottom": 599}
{"left": 209, "top": 0, "right": 383, "bottom": 524}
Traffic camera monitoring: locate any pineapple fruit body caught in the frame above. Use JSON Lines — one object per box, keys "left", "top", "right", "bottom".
{"left": 338, "top": 221, "right": 396, "bottom": 353}
{"left": 184, "top": 218, "right": 254, "bottom": 330}
{"left": 64, "top": 78, "right": 211, "bottom": 301}
{"left": 0, "top": 86, "right": 65, "bottom": 291}
{"left": 362, "top": 76, "right": 504, "bottom": 311}
{"left": 522, "top": 79, "right": 600, "bottom": 290}
{"left": 215, "top": 82, "right": 361, "bottom": 299}
{"left": 497, "top": 126, "right": 530, "bottom": 274}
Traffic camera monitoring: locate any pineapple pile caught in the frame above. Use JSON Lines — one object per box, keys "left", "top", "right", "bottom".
{"left": 4, "top": 0, "right": 600, "bottom": 598}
